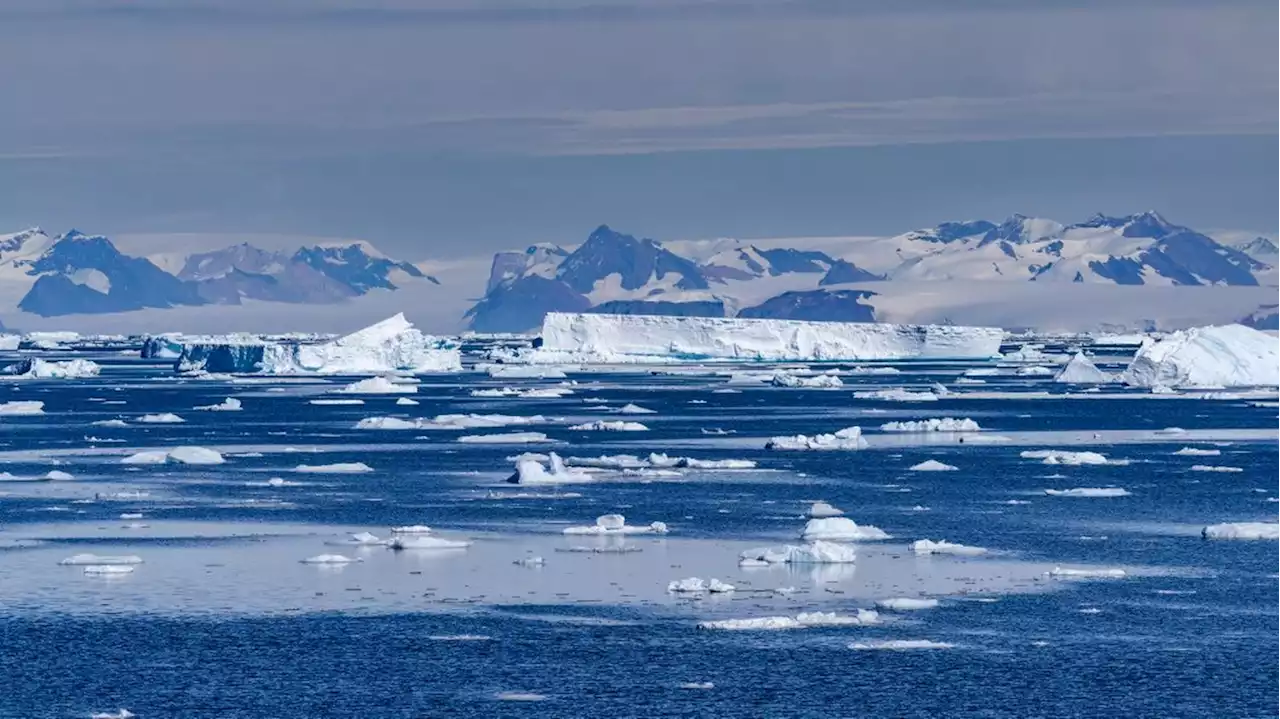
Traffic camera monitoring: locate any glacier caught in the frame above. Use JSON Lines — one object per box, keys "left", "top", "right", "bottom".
{"left": 529, "top": 312, "right": 1004, "bottom": 363}
{"left": 1121, "top": 324, "right": 1279, "bottom": 388}
{"left": 175, "top": 314, "right": 461, "bottom": 374}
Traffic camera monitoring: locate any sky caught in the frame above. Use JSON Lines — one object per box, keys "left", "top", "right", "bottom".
{"left": 0, "top": 0, "right": 1275, "bottom": 259}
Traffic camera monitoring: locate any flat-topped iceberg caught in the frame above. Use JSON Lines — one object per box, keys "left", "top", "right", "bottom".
{"left": 529, "top": 312, "right": 1004, "bottom": 363}
{"left": 1121, "top": 324, "right": 1279, "bottom": 388}
{"left": 176, "top": 314, "right": 461, "bottom": 375}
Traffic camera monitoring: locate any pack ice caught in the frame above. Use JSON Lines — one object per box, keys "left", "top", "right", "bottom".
{"left": 530, "top": 312, "right": 1004, "bottom": 363}
{"left": 1121, "top": 324, "right": 1279, "bottom": 388}
{"left": 176, "top": 314, "right": 461, "bottom": 375}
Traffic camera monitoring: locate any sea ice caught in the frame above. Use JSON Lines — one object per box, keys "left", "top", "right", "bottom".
{"left": 2, "top": 358, "right": 101, "bottom": 379}
{"left": 45, "top": 470, "right": 74, "bottom": 480}
{"left": 1044, "top": 487, "right": 1130, "bottom": 498}
{"left": 1201, "top": 522, "right": 1280, "bottom": 540}
{"left": 909, "top": 539, "right": 988, "bottom": 556}
{"left": 458, "top": 432, "right": 551, "bottom": 444}
{"left": 337, "top": 376, "right": 418, "bottom": 394}
{"left": 300, "top": 554, "right": 359, "bottom": 564}
{"left": 849, "top": 639, "right": 953, "bottom": 651}
{"left": 390, "top": 525, "right": 433, "bottom": 534}
{"left": 389, "top": 535, "right": 471, "bottom": 550}
{"left": 1173, "top": 447, "right": 1221, "bottom": 456}
{"left": 563, "top": 513, "right": 668, "bottom": 535}
{"left": 568, "top": 420, "right": 649, "bottom": 431}
{"left": 0, "top": 400, "right": 44, "bottom": 415}
{"left": 739, "top": 541, "right": 858, "bottom": 565}
{"left": 91, "top": 419, "right": 129, "bottom": 427}
{"left": 196, "top": 397, "right": 242, "bottom": 411}
{"left": 510, "top": 452, "right": 594, "bottom": 484}
{"left": 766, "top": 427, "right": 868, "bottom": 451}
{"left": 487, "top": 365, "right": 568, "bottom": 379}
{"left": 120, "top": 450, "right": 170, "bottom": 465}
{"left": 909, "top": 460, "right": 958, "bottom": 472}
{"left": 771, "top": 373, "right": 844, "bottom": 388}
{"left": 667, "top": 577, "right": 736, "bottom": 593}
{"left": 875, "top": 598, "right": 940, "bottom": 611}
{"left": 698, "top": 610, "right": 881, "bottom": 630}
{"left": 1020, "top": 450, "right": 1110, "bottom": 466}
{"left": 808, "top": 501, "right": 845, "bottom": 518}
{"left": 1189, "top": 465, "right": 1243, "bottom": 473}
{"left": 616, "top": 403, "right": 656, "bottom": 414}
{"left": 263, "top": 314, "right": 461, "bottom": 375}
{"left": 880, "top": 418, "right": 981, "bottom": 433}
{"left": 90, "top": 710, "right": 135, "bottom": 719}
{"left": 1016, "top": 366, "right": 1054, "bottom": 376}
{"left": 167, "top": 446, "right": 226, "bottom": 465}
{"left": 83, "top": 565, "right": 135, "bottom": 575}
{"left": 1048, "top": 567, "right": 1127, "bottom": 579}
{"left": 138, "top": 413, "right": 185, "bottom": 424}
{"left": 293, "top": 462, "right": 374, "bottom": 473}
{"left": 396, "top": 397, "right": 419, "bottom": 406}
{"left": 1121, "top": 324, "right": 1279, "bottom": 388}
{"left": 310, "top": 399, "right": 364, "bottom": 405}
{"left": 852, "top": 388, "right": 939, "bottom": 402}
{"left": 801, "top": 517, "right": 890, "bottom": 541}
{"left": 59, "top": 554, "right": 144, "bottom": 566}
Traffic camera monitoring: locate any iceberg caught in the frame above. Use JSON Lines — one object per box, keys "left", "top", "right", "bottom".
{"left": 294, "top": 462, "right": 374, "bottom": 473}
{"left": 1, "top": 358, "right": 101, "bottom": 379}
{"left": 195, "top": 397, "right": 242, "bottom": 411}
{"left": 45, "top": 470, "right": 74, "bottom": 480}
{"left": 1044, "top": 487, "right": 1130, "bottom": 498}
{"left": 167, "top": 446, "right": 226, "bottom": 465}
{"left": 532, "top": 312, "right": 1005, "bottom": 363}
{"left": 396, "top": 397, "right": 419, "bottom": 406}
{"left": 880, "top": 418, "right": 980, "bottom": 433}
{"left": 1173, "top": 447, "right": 1220, "bottom": 456}
{"left": 509, "top": 452, "right": 594, "bottom": 484}
{"left": 771, "top": 373, "right": 844, "bottom": 388}
{"left": 698, "top": 610, "right": 880, "bottom": 631}
{"left": 766, "top": 427, "right": 867, "bottom": 451}
{"left": 138, "top": 413, "right": 185, "bottom": 424}
{"left": 1121, "top": 325, "right": 1280, "bottom": 388}
{"left": 563, "top": 513, "right": 668, "bottom": 535}
{"left": 801, "top": 517, "right": 890, "bottom": 541}
{"left": 1201, "top": 522, "right": 1280, "bottom": 540}
{"left": 909, "top": 539, "right": 987, "bottom": 556}
{"left": 336, "top": 376, "right": 418, "bottom": 394}
{"left": 121, "top": 450, "right": 169, "bottom": 465}
{"left": 1054, "top": 352, "right": 1113, "bottom": 384}
{"left": 875, "top": 597, "right": 939, "bottom": 611}
{"left": 568, "top": 420, "right": 649, "bottom": 431}
{"left": 739, "top": 540, "right": 857, "bottom": 565}
{"left": 807, "top": 501, "right": 845, "bottom": 518}
{"left": 176, "top": 314, "right": 462, "bottom": 375}
{"left": 356, "top": 413, "right": 545, "bottom": 431}
{"left": 909, "top": 459, "right": 958, "bottom": 472}
{"left": 0, "top": 400, "right": 44, "bottom": 415}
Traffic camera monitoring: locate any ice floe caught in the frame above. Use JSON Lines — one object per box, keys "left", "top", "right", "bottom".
{"left": 801, "top": 517, "right": 890, "bottom": 541}
{"left": 1044, "top": 487, "right": 1130, "bottom": 498}
{"left": 1048, "top": 567, "right": 1126, "bottom": 579}
{"left": 91, "top": 709, "right": 135, "bottom": 719}
{"left": 2, "top": 357, "right": 101, "bottom": 379}
{"left": 59, "top": 553, "right": 144, "bottom": 566}
{"left": 698, "top": 610, "right": 881, "bottom": 630}
{"left": 615, "top": 403, "right": 656, "bottom": 414}
{"left": 294, "top": 462, "right": 374, "bottom": 473}
{"left": 471, "top": 386, "right": 574, "bottom": 399}
{"left": 45, "top": 470, "right": 74, "bottom": 480}
{"left": 390, "top": 535, "right": 471, "bottom": 550}
{"left": 357, "top": 413, "right": 546, "bottom": 431}
{"left": 807, "top": 501, "right": 845, "bottom": 518}
{"left": 1201, "top": 522, "right": 1279, "bottom": 540}
{"left": 568, "top": 420, "right": 649, "bottom": 431}
{"left": 196, "top": 397, "right": 242, "bottom": 411}
{"left": 1121, "top": 324, "right": 1279, "bottom": 388}
{"left": 0, "top": 400, "right": 44, "bottom": 415}
{"left": 337, "top": 376, "right": 418, "bottom": 394}
{"left": 875, "top": 597, "right": 939, "bottom": 611}
{"left": 1173, "top": 447, "right": 1221, "bottom": 456}
{"left": 83, "top": 565, "right": 135, "bottom": 575}
{"left": 138, "top": 412, "right": 185, "bottom": 424}
{"left": 300, "top": 554, "right": 359, "bottom": 564}
{"left": 849, "top": 639, "right": 953, "bottom": 651}
{"left": 1020, "top": 449, "right": 1111, "bottom": 466}
{"left": 1189, "top": 465, "right": 1243, "bottom": 473}
{"left": 909, "top": 459, "right": 957, "bottom": 472}
{"left": 396, "top": 397, "right": 419, "bottom": 406}
{"left": 168, "top": 446, "right": 226, "bottom": 465}
{"left": 739, "top": 541, "right": 857, "bottom": 565}
{"left": 509, "top": 452, "right": 594, "bottom": 485}
{"left": 852, "top": 388, "right": 939, "bottom": 402}
{"left": 880, "top": 418, "right": 980, "bottom": 433}
{"left": 563, "top": 513, "right": 668, "bottom": 535}
{"left": 766, "top": 427, "right": 867, "bottom": 451}
{"left": 909, "top": 539, "right": 988, "bottom": 556}
{"left": 487, "top": 365, "right": 568, "bottom": 379}
{"left": 667, "top": 577, "right": 735, "bottom": 593}
{"left": 771, "top": 373, "right": 844, "bottom": 388}
{"left": 458, "top": 432, "right": 551, "bottom": 444}
{"left": 310, "top": 398, "right": 364, "bottom": 406}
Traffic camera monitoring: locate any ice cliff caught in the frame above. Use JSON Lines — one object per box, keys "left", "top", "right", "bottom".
{"left": 529, "top": 312, "right": 1004, "bottom": 363}
{"left": 1121, "top": 324, "right": 1279, "bottom": 388}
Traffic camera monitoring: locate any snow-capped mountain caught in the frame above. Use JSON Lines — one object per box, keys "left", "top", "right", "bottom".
{"left": 3, "top": 230, "right": 439, "bottom": 317}
{"left": 466, "top": 212, "right": 1275, "bottom": 332}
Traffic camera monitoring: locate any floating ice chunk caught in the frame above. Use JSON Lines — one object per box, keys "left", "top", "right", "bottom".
{"left": 1190, "top": 465, "right": 1244, "bottom": 473}
{"left": 1020, "top": 449, "right": 1110, "bottom": 466}
{"left": 647, "top": 453, "right": 756, "bottom": 469}
{"left": 294, "top": 462, "right": 373, "bottom": 473}
{"left": 395, "top": 397, "right": 419, "bottom": 406}
{"left": 808, "top": 501, "right": 845, "bottom": 518}
{"left": 243, "top": 313, "right": 460, "bottom": 375}
{"left": 354, "top": 417, "right": 419, "bottom": 430}
{"left": 771, "top": 373, "right": 844, "bottom": 388}
{"left": 45, "top": 470, "right": 74, "bottom": 480}
{"left": 91, "top": 419, "right": 128, "bottom": 427}
{"left": 698, "top": 610, "right": 881, "bottom": 631}
{"left": 390, "top": 535, "right": 471, "bottom": 550}
{"left": 801, "top": 517, "right": 890, "bottom": 541}
{"left": 471, "top": 386, "right": 574, "bottom": 398}
{"left": 488, "top": 365, "right": 567, "bottom": 379}
{"left": 83, "top": 565, "right": 135, "bottom": 575}
{"left": 1016, "top": 366, "right": 1054, "bottom": 376}
{"left": 196, "top": 397, "right": 242, "bottom": 411}
{"left": 569, "top": 420, "right": 649, "bottom": 431}
{"left": 563, "top": 454, "right": 647, "bottom": 469}
{"left": 349, "top": 532, "right": 388, "bottom": 545}
{"left": 849, "top": 639, "right": 953, "bottom": 651}
{"left": 1201, "top": 522, "right": 1279, "bottom": 540}
{"left": 909, "top": 459, "right": 957, "bottom": 472}
{"left": 1048, "top": 566, "right": 1127, "bottom": 579}
{"left": 1044, "top": 487, "right": 1130, "bottom": 498}
{"left": 3, "top": 357, "right": 101, "bottom": 379}
{"left": 881, "top": 418, "right": 980, "bottom": 433}
{"left": 1173, "top": 447, "right": 1221, "bottom": 456}
{"left": 1054, "top": 352, "right": 1113, "bottom": 384}
{"left": 852, "top": 388, "right": 939, "bottom": 402}
{"left": 120, "top": 450, "right": 170, "bottom": 465}
{"left": 964, "top": 368, "right": 1000, "bottom": 377}
{"left": 91, "top": 709, "right": 135, "bottom": 719}
{"left": 876, "top": 597, "right": 939, "bottom": 611}
{"left": 909, "top": 539, "right": 987, "bottom": 556}
{"left": 138, "top": 413, "right": 185, "bottom": 424}
{"left": 668, "top": 577, "right": 735, "bottom": 593}
{"left": 310, "top": 398, "right": 364, "bottom": 405}
{"left": 167, "top": 446, "right": 225, "bottom": 465}
{"left": 60, "top": 554, "right": 143, "bottom": 566}
{"left": 337, "top": 376, "right": 418, "bottom": 394}
{"left": 616, "top": 403, "right": 656, "bottom": 414}
{"left": 119, "top": 513, "right": 144, "bottom": 520}
{"left": 494, "top": 692, "right": 547, "bottom": 702}
{"left": 458, "top": 432, "right": 551, "bottom": 444}
{"left": 390, "top": 525, "right": 433, "bottom": 535}
{"left": 766, "top": 427, "right": 867, "bottom": 451}
{"left": 0, "top": 400, "right": 44, "bottom": 415}
{"left": 1122, "top": 325, "right": 1279, "bottom": 388}
{"left": 510, "top": 452, "right": 593, "bottom": 485}
{"left": 850, "top": 366, "right": 901, "bottom": 375}
{"left": 563, "top": 513, "right": 668, "bottom": 535}
{"left": 740, "top": 540, "right": 857, "bottom": 565}
{"left": 301, "top": 554, "right": 359, "bottom": 564}
{"left": 514, "top": 556, "right": 545, "bottom": 567}
{"left": 679, "top": 682, "right": 715, "bottom": 690}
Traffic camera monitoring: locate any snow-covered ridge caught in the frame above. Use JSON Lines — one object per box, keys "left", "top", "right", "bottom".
{"left": 531, "top": 312, "right": 1004, "bottom": 363}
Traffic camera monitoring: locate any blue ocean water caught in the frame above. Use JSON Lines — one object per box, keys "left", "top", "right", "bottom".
{"left": 0, "top": 349, "right": 1276, "bottom": 717}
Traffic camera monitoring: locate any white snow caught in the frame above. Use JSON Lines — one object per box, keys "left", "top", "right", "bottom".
{"left": 568, "top": 420, "right": 649, "bottom": 431}
{"left": 457, "top": 432, "right": 550, "bottom": 444}
{"left": 534, "top": 312, "right": 1004, "bottom": 362}
{"left": 293, "top": 462, "right": 374, "bottom": 473}
{"left": 0, "top": 400, "right": 44, "bottom": 415}
{"left": 1121, "top": 325, "right": 1280, "bottom": 388}
{"left": 59, "top": 553, "right": 144, "bottom": 566}
{"left": 261, "top": 313, "right": 461, "bottom": 374}
{"left": 807, "top": 501, "right": 845, "bottom": 518}
{"left": 698, "top": 610, "right": 881, "bottom": 631}
{"left": 875, "top": 598, "right": 940, "bottom": 611}
{"left": 1048, "top": 567, "right": 1127, "bottom": 579}
{"left": 1173, "top": 447, "right": 1221, "bottom": 456}
{"left": 138, "top": 413, "right": 185, "bottom": 424}
{"left": 1044, "top": 487, "right": 1130, "bottom": 497}
{"left": 909, "top": 539, "right": 988, "bottom": 556}
{"left": 766, "top": 426, "right": 867, "bottom": 451}
{"left": 511, "top": 452, "right": 594, "bottom": 484}
{"left": 801, "top": 517, "right": 890, "bottom": 541}
{"left": 849, "top": 639, "right": 954, "bottom": 651}
{"left": 92, "top": 419, "right": 129, "bottom": 427}
{"left": 1055, "top": 352, "right": 1113, "bottom": 384}
{"left": 1201, "top": 522, "right": 1280, "bottom": 540}
{"left": 1016, "top": 366, "right": 1055, "bottom": 376}
{"left": 880, "top": 417, "right": 981, "bottom": 433}
{"left": 1190, "top": 465, "right": 1243, "bottom": 473}
{"left": 1020, "top": 449, "right": 1111, "bottom": 465}
{"left": 195, "top": 397, "right": 242, "bottom": 411}
{"left": 739, "top": 541, "right": 858, "bottom": 565}
{"left": 563, "top": 513, "right": 668, "bottom": 535}
{"left": 336, "top": 376, "right": 418, "bottom": 394}
{"left": 909, "top": 459, "right": 958, "bottom": 472}
{"left": 167, "top": 446, "right": 226, "bottom": 465}
{"left": 300, "top": 554, "right": 359, "bottom": 564}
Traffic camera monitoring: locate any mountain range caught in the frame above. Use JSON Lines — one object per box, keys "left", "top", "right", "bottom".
{"left": 0, "top": 211, "right": 1274, "bottom": 332}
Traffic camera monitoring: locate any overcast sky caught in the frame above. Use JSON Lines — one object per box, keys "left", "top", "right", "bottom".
{"left": 0, "top": 0, "right": 1274, "bottom": 258}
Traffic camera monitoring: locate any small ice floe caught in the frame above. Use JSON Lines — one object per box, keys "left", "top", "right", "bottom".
{"left": 678, "top": 682, "right": 715, "bottom": 690}
{"left": 849, "top": 639, "right": 953, "bottom": 651}
{"left": 647, "top": 453, "right": 756, "bottom": 470}
{"left": 45, "top": 470, "right": 74, "bottom": 480}
{"left": 801, "top": 517, "right": 889, "bottom": 541}
{"left": 568, "top": 420, "right": 649, "bottom": 431}
{"left": 1155, "top": 427, "right": 1187, "bottom": 435}
{"left": 849, "top": 366, "right": 900, "bottom": 375}
{"left": 1016, "top": 366, "right": 1054, "bottom": 377}
{"left": 357, "top": 413, "right": 545, "bottom": 431}
{"left": 337, "top": 376, "right": 418, "bottom": 394}
{"left": 83, "top": 565, "right": 135, "bottom": 575}
{"left": 1173, "top": 447, "right": 1220, "bottom": 456}
{"left": 1044, "top": 487, "right": 1130, "bottom": 498}
{"left": 876, "top": 597, "right": 939, "bottom": 611}
{"left": 771, "top": 373, "right": 843, "bottom": 389}
{"left": 1048, "top": 566, "right": 1127, "bottom": 579}
{"left": 739, "top": 540, "right": 857, "bottom": 566}
{"left": 486, "top": 365, "right": 568, "bottom": 379}
{"left": 427, "top": 634, "right": 492, "bottom": 641}
{"left": 391, "top": 525, "right": 433, "bottom": 535}
{"left": 138, "top": 412, "right": 185, "bottom": 423}
{"left": 196, "top": 397, "right": 242, "bottom": 411}
{"left": 699, "top": 610, "right": 881, "bottom": 631}
{"left": 396, "top": 397, "right": 419, "bottom": 406}
{"left": 494, "top": 692, "right": 548, "bottom": 702}
{"left": 310, "top": 398, "right": 365, "bottom": 405}
{"left": 563, "top": 513, "right": 668, "bottom": 535}
{"left": 808, "top": 501, "right": 845, "bottom": 518}
{"left": 667, "top": 577, "right": 736, "bottom": 594}
{"left": 1190, "top": 465, "right": 1244, "bottom": 473}
{"left": 347, "top": 532, "right": 389, "bottom": 545}
{"left": 390, "top": 535, "right": 471, "bottom": 550}
{"left": 458, "top": 432, "right": 551, "bottom": 444}
{"left": 91, "top": 709, "right": 136, "bottom": 719}
{"left": 909, "top": 539, "right": 987, "bottom": 557}
{"left": 1020, "top": 450, "right": 1110, "bottom": 466}
{"left": 59, "top": 554, "right": 144, "bottom": 566}
{"left": 120, "top": 513, "right": 144, "bottom": 520}
{"left": 766, "top": 427, "right": 867, "bottom": 451}
{"left": 293, "top": 462, "right": 374, "bottom": 473}
{"left": 0, "top": 400, "right": 44, "bottom": 415}
{"left": 909, "top": 459, "right": 957, "bottom": 472}
{"left": 168, "top": 446, "right": 226, "bottom": 465}
{"left": 514, "top": 556, "right": 545, "bottom": 567}
{"left": 91, "top": 419, "right": 129, "bottom": 428}
{"left": 264, "top": 477, "right": 306, "bottom": 487}
{"left": 852, "top": 388, "right": 939, "bottom": 402}
{"left": 301, "top": 554, "right": 360, "bottom": 564}
{"left": 471, "top": 387, "right": 573, "bottom": 399}
{"left": 1201, "top": 522, "right": 1280, "bottom": 540}
{"left": 509, "top": 452, "right": 593, "bottom": 485}
{"left": 615, "top": 403, "right": 656, "bottom": 414}
{"left": 881, "top": 418, "right": 980, "bottom": 433}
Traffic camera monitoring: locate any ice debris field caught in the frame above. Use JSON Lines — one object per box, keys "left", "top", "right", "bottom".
{"left": 0, "top": 313, "right": 1275, "bottom": 718}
